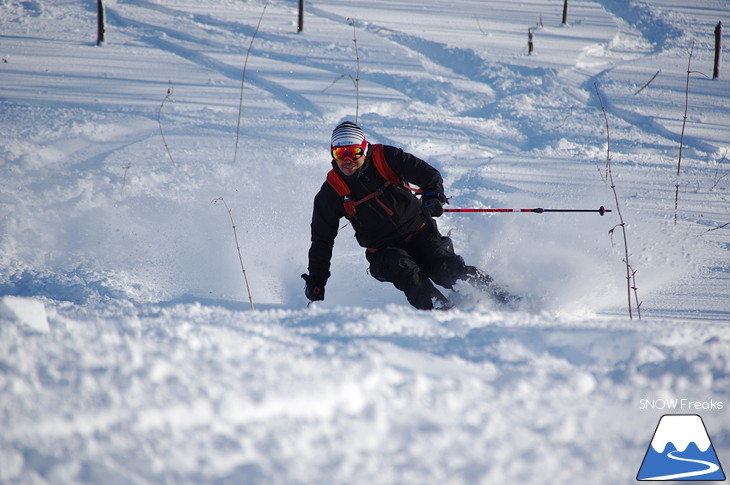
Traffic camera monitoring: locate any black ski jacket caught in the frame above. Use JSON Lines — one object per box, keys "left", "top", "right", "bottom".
{"left": 307, "top": 144, "right": 444, "bottom": 283}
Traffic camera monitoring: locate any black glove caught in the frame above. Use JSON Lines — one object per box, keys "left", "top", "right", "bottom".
{"left": 301, "top": 274, "right": 325, "bottom": 302}
{"left": 421, "top": 191, "right": 445, "bottom": 218}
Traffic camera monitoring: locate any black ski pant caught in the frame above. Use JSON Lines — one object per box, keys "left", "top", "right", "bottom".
{"left": 366, "top": 223, "right": 467, "bottom": 310}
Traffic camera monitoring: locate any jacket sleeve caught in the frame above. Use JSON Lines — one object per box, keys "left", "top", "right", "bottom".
{"left": 382, "top": 145, "right": 445, "bottom": 199}
{"left": 307, "top": 182, "right": 343, "bottom": 284}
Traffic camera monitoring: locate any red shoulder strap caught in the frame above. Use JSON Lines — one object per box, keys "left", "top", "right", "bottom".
{"left": 371, "top": 143, "right": 422, "bottom": 194}
{"left": 370, "top": 144, "right": 400, "bottom": 185}
{"left": 326, "top": 170, "right": 356, "bottom": 219}
{"left": 326, "top": 169, "right": 349, "bottom": 197}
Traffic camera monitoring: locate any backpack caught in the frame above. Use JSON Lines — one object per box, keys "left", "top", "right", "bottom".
{"left": 326, "top": 144, "right": 421, "bottom": 220}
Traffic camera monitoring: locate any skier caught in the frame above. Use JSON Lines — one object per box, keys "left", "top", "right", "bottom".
{"left": 302, "top": 121, "right": 511, "bottom": 310}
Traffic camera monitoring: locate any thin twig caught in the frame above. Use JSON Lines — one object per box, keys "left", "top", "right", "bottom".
{"left": 711, "top": 150, "right": 728, "bottom": 190}
{"left": 347, "top": 17, "right": 361, "bottom": 123}
{"left": 705, "top": 221, "right": 730, "bottom": 233}
{"left": 630, "top": 268, "right": 642, "bottom": 316}
{"left": 233, "top": 1, "right": 269, "bottom": 165}
{"left": 595, "top": 83, "right": 640, "bottom": 320}
{"left": 322, "top": 74, "right": 357, "bottom": 93}
{"left": 121, "top": 162, "right": 132, "bottom": 196}
{"left": 157, "top": 81, "right": 177, "bottom": 167}
{"left": 634, "top": 69, "right": 661, "bottom": 95}
{"left": 674, "top": 42, "right": 694, "bottom": 224}
{"left": 475, "top": 16, "right": 489, "bottom": 36}
{"left": 212, "top": 197, "right": 255, "bottom": 310}
{"left": 323, "top": 19, "right": 361, "bottom": 120}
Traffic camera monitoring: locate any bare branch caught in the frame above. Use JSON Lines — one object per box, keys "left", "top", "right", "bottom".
{"left": 322, "top": 74, "right": 357, "bottom": 93}
{"left": 233, "top": 1, "right": 269, "bottom": 165}
{"left": 157, "top": 81, "right": 177, "bottom": 167}
{"left": 212, "top": 197, "right": 255, "bottom": 310}
{"left": 347, "top": 17, "right": 361, "bottom": 123}
{"left": 634, "top": 69, "right": 661, "bottom": 95}
{"left": 595, "top": 83, "right": 640, "bottom": 320}
{"left": 705, "top": 221, "right": 730, "bottom": 233}
{"left": 674, "top": 41, "right": 695, "bottom": 224}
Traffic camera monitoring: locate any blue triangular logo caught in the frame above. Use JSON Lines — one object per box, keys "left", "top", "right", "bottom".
{"left": 637, "top": 414, "right": 726, "bottom": 481}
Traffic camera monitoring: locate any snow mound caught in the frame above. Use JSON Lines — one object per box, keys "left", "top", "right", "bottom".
{"left": 0, "top": 296, "right": 49, "bottom": 333}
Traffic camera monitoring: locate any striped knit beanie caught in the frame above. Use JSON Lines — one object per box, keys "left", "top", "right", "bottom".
{"left": 331, "top": 121, "right": 366, "bottom": 148}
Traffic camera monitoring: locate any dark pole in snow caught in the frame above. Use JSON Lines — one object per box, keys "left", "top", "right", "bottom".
{"left": 444, "top": 206, "right": 612, "bottom": 216}
{"left": 97, "top": 0, "right": 105, "bottom": 45}
{"left": 562, "top": 0, "right": 568, "bottom": 25}
{"left": 714, "top": 21, "right": 722, "bottom": 79}
{"left": 298, "top": 0, "right": 304, "bottom": 32}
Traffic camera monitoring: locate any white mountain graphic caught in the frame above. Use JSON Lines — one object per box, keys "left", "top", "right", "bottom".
{"left": 638, "top": 414, "right": 725, "bottom": 481}
{"left": 650, "top": 415, "right": 711, "bottom": 453}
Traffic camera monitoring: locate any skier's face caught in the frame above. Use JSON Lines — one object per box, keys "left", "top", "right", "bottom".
{"left": 335, "top": 152, "right": 365, "bottom": 176}
{"left": 332, "top": 144, "right": 366, "bottom": 176}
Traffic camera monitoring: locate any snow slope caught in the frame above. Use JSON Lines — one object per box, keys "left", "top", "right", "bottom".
{"left": 1, "top": 0, "right": 729, "bottom": 483}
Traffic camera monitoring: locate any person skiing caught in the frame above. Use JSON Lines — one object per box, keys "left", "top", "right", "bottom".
{"left": 302, "top": 121, "right": 511, "bottom": 310}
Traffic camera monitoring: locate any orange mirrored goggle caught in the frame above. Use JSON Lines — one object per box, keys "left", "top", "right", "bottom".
{"left": 331, "top": 142, "right": 366, "bottom": 163}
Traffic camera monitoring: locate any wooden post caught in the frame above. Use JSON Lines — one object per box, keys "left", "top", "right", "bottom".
{"left": 562, "top": 0, "right": 568, "bottom": 25}
{"left": 714, "top": 21, "right": 722, "bottom": 79}
{"left": 297, "top": 0, "right": 304, "bottom": 32}
{"left": 97, "top": 0, "right": 105, "bottom": 45}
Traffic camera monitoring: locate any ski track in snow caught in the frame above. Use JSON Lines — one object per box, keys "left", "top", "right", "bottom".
{"left": 1, "top": 0, "right": 729, "bottom": 484}
{"left": 642, "top": 449, "right": 721, "bottom": 480}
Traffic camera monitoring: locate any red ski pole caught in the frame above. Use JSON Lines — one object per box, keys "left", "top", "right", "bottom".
{"left": 444, "top": 206, "right": 611, "bottom": 216}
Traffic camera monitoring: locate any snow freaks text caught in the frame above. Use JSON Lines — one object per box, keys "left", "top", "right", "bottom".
{"left": 639, "top": 399, "right": 724, "bottom": 411}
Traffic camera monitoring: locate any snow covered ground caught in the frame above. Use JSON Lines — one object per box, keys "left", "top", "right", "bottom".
{"left": 1, "top": 0, "right": 729, "bottom": 483}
